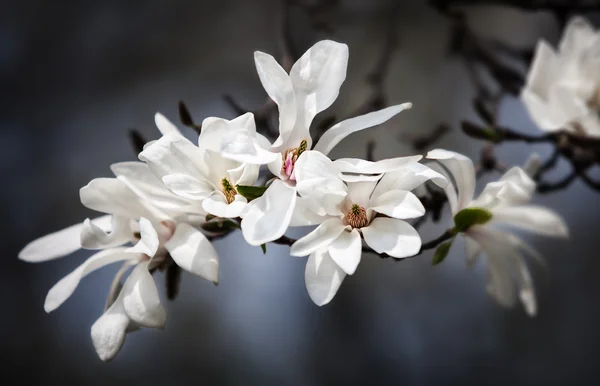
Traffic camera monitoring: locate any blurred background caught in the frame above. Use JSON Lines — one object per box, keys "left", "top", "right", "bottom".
{"left": 3, "top": 0, "right": 600, "bottom": 384}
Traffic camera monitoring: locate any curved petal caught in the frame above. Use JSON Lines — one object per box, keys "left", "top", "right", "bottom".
{"left": 426, "top": 149, "right": 475, "bottom": 213}
{"left": 165, "top": 223, "right": 219, "bottom": 284}
{"left": 228, "top": 163, "right": 259, "bottom": 187}
{"left": 328, "top": 229, "right": 362, "bottom": 275}
{"left": 334, "top": 155, "right": 422, "bottom": 179}
{"left": 295, "top": 150, "right": 347, "bottom": 216}
{"left": 305, "top": 248, "right": 346, "bottom": 306}
{"left": 490, "top": 205, "right": 569, "bottom": 238}
{"left": 122, "top": 262, "right": 166, "bottom": 328}
{"left": 162, "top": 173, "right": 214, "bottom": 200}
{"left": 313, "top": 103, "right": 412, "bottom": 155}
{"left": 125, "top": 218, "right": 160, "bottom": 257}
{"left": 290, "top": 197, "right": 331, "bottom": 226}
{"left": 290, "top": 218, "right": 346, "bottom": 257}
{"left": 347, "top": 180, "right": 377, "bottom": 208}
{"left": 202, "top": 194, "right": 248, "bottom": 219}
{"left": 369, "top": 190, "right": 425, "bottom": 219}
{"left": 155, "top": 112, "right": 182, "bottom": 136}
{"left": 220, "top": 128, "right": 279, "bottom": 165}
{"left": 81, "top": 215, "right": 131, "bottom": 250}
{"left": 362, "top": 218, "right": 421, "bottom": 258}
{"left": 371, "top": 162, "right": 448, "bottom": 202}
{"left": 139, "top": 133, "right": 207, "bottom": 180}
{"left": 465, "top": 236, "right": 482, "bottom": 268}
{"left": 44, "top": 247, "right": 134, "bottom": 313}
{"left": 524, "top": 40, "right": 558, "bottom": 99}
{"left": 559, "top": 16, "right": 597, "bottom": 56}
{"left": 254, "top": 51, "right": 296, "bottom": 139}
{"left": 91, "top": 294, "right": 131, "bottom": 362}
{"left": 241, "top": 179, "right": 297, "bottom": 245}
{"left": 290, "top": 40, "right": 349, "bottom": 132}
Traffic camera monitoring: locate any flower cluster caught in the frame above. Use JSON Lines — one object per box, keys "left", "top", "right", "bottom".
{"left": 20, "top": 38, "right": 570, "bottom": 361}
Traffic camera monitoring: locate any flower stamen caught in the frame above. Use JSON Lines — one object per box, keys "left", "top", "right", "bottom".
{"left": 346, "top": 204, "right": 368, "bottom": 229}
{"left": 221, "top": 178, "right": 237, "bottom": 204}
{"left": 281, "top": 139, "right": 308, "bottom": 180}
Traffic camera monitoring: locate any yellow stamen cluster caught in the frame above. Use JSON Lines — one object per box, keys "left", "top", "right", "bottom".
{"left": 346, "top": 204, "right": 368, "bottom": 229}
{"left": 221, "top": 178, "right": 237, "bottom": 204}
{"left": 281, "top": 139, "right": 308, "bottom": 173}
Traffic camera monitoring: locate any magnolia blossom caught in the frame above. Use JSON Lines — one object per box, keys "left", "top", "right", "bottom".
{"left": 140, "top": 113, "right": 260, "bottom": 219}
{"left": 427, "top": 149, "right": 569, "bottom": 316}
{"left": 288, "top": 151, "right": 447, "bottom": 305}
{"left": 221, "top": 39, "right": 412, "bottom": 245}
{"left": 19, "top": 160, "right": 219, "bottom": 360}
{"left": 522, "top": 16, "right": 600, "bottom": 137}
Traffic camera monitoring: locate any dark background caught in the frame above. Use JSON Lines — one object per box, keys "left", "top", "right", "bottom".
{"left": 2, "top": 0, "right": 600, "bottom": 385}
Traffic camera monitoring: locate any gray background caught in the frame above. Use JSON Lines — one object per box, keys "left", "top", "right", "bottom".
{"left": 2, "top": 0, "right": 599, "bottom": 385}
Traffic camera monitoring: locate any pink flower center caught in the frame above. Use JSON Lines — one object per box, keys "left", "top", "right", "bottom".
{"left": 281, "top": 139, "right": 308, "bottom": 181}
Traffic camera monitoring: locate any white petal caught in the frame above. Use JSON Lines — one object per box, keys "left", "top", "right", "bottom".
{"left": 305, "top": 248, "right": 346, "bottom": 306}
{"left": 227, "top": 162, "right": 259, "bottom": 187}
{"left": 19, "top": 218, "right": 95, "bottom": 263}
{"left": 490, "top": 205, "right": 569, "bottom": 237}
{"left": 80, "top": 178, "right": 158, "bottom": 220}
{"left": 520, "top": 89, "right": 565, "bottom": 132}
{"left": 524, "top": 40, "right": 558, "bottom": 99}
{"left": 122, "top": 262, "right": 166, "bottom": 328}
{"left": 295, "top": 150, "right": 347, "bottom": 216}
{"left": 290, "top": 40, "right": 349, "bottom": 132}
{"left": 44, "top": 247, "right": 134, "bottom": 313}
{"left": 220, "top": 128, "right": 278, "bottom": 165}
{"left": 465, "top": 236, "right": 482, "bottom": 268}
{"left": 165, "top": 223, "right": 219, "bottom": 283}
{"left": 361, "top": 218, "right": 421, "bottom": 258}
{"left": 125, "top": 218, "right": 160, "bottom": 257}
{"left": 202, "top": 194, "right": 248, "bottom": 218}
{"left": 290, "top": 197, "right": 331, "bottom": 227}
{"left": 290, "top": 218, "right": 347, "bottom": 257}
{"left": 139, "top": 133, "right": 207, "bottom": 180}
{"left": 334, "top": 155, "right": 422, "bottom": 175}
{"left": 198, "top": 113, "right": 256, "bottom": 153}
{"left": 347, "top": 180, "right": 377, "bottom": 208}
{"left": 162, "top": 173, "right": 214, "bottom": 200}
{"left": 559, "top": 16, "right": 597, "bottom": 56}
{"left": 426, "top": 149, "right": 475, "bottom": 213}
{"left": 371, "top": 162, "right": 448, "bottom": 201}
{"left": 254, "top": 51, "right": 297, "bottom": 139}
{"left": 313, "top": 103, "right": 412, "bottom": 156}
{"left": 91, "top": 295, "right": 131, "bottom": 362}
{"left": 328, "top": 229, "right": 362, "bottom": 275}
{"left": 81, "top": 215, "right": 131, "bottom": 250}
{"left": 369, "top": 190, "right": 425, "bottom": 219}
{"left": 155, "top": 112, "right": 182, "bottom": 136}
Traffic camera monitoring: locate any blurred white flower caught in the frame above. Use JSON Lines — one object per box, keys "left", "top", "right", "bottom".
{"left": 427, "top": 149, "right": 569, "bottom": 316}
{"left": 140, "top": 113, "right": 260, "bottom": 219}
{"left": 221, "top": 40, "right": 412, "bottom": 245}
{"left": 19, "top": 161, "right": 219, "bottom": 360}
{"left": 522, "top": 16, "right": 600, "bottom": 137}
{"left": 289, "top": 151, "right": 446, "bottom": 306}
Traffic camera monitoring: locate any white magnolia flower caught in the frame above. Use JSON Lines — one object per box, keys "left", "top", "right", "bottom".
{"left": 19, "top": 161, "right": 219, "bottom": 361}
{"left": 522, "top": 16, "right": 600, "bottom": 137}
{"left": 289, "top": 151, "right": 447, "bottom": 306}
{"left": 427, "top": 149, "right": 569, "bottom": 316}
{"left": 140, "top": 113, "right": 260, "bottom": 219}
{"left": 221, "top": 39, "right": 412, "bottom": 245}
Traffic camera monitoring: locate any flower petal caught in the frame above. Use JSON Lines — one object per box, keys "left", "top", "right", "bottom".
{"left": 91, "top": 295, "right": 131, "bottom": 362}
{"left": 125, "top": 218, "right": 160, "bottom": 257}
{"left": 559, "top": 16, "right": 597, "bottom": 56}
{"left": 164, "top": 223, "right": 219, "bottom": 283}
{"left": 254, "top": 51, "right": 296, "bottom": 140}
{"left": 290, "top": 197, "right": 331, "bottom": 226}
{"left": 369, "top": 190, "right": 425, "bottom": 219}
{"left": 347, "top": 180, "right": 377, "bottom": 208}
{"left": 19, "top": 216, "right": 109, "bottom": 262}
{"left": 362, "top": 218, "right": 421, "bottom": 258}
{"left": 122, "top": 262, "right": 166, "bottom": 329}
{"left": 240, "top": 179, "right": 297, "bottom": 245}
{"left": 155, "top": 112, "right": 182, "bottom": 136}
{"left": 202, "top": 193, "right": 248, "bottom": 218}
{"left": 290, "top": 218, "right": 347, "bottom": 257}
{"left": 313, "top": 103, "right": 412, "bottom": 156}
{"left": 328, "top": 229, "right": 362, "bottom": 275}
{"left": 490, "top": 205, "right": 569, "bottom": 237}
{"left": 371, "top": 162, "right": 448, "bottom": 201}
{"left": 44, "top": 247, "right": 134, "bottom": 313}
{"left": 139, "top": 133, "right": 207, "bottom": 180}
{"left": 334, "top": 155, "right": 422, "bottom": 178}
{"left": 524, "top": 41, "right": 559, "bottom": 100}
{"left": 305, "top": 248, "right": 346, "bottom": 306}
{"left": 465, "top": 236, "right": 482, "bottom": 268}
{"left": 426, "top": 149, "right": 475, "bottom": 213}
{"left": 220, "top": 128, "right": 279, "bottom": 165}
{"left": 162, "top": 173, "right": 214, "bottom": 200}
{"left": 81, "top": 215, "right": 131, "bottom": 250}
{"left": 290, "top": 40, "right": 349, "bottom": 132}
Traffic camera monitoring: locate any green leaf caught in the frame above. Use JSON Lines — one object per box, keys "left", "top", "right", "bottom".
{"left": 236, "top": 185, "right": 268, "bottom": 201}
{"left": 454, "top": 207, "right": 493, "bottom": 232}
{"left": 260, "top": 244, "right": 267, "bottom": 254}
{"left": 432, "top": 239, "right": 454, "bottom": 265}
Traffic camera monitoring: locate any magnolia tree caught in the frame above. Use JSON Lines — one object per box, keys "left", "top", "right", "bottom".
{"left": 19, "top": 6, "right": 600, "bottom": 361}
